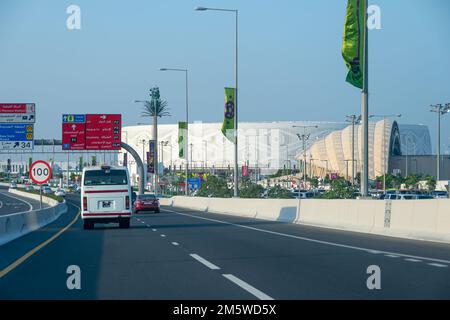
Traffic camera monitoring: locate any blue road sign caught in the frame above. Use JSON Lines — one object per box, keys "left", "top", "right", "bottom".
{"left": 62, "top": 114, "right": 86, "bottom": 123}
{"left": 188, "top": 178, "right": 202, "bottom": 190}
{"left": 0, "top": 124, "right": 34, "bottom": 141}
{"left": 0, "top": 124, "right": 34, "bottom": 150}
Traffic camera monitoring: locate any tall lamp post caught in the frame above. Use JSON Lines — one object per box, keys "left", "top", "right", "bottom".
{"left": 160, "top": 68, "right": 190, "bottom": 196}
{"left": 202, "top": 140, "right": 208, "bottom": 170}
{"left": 430, "top": 103, "right": 450, "bottom": 182}
{"left": 346, "top": 115, "right": 361, "bottom": 186}
{"left": 195, "top": 5, "right": 239, "bottom": 198}
{"left": 369, "top": 114, "right": 402, "bottom": 194}
{"left": 293, "top": 125, "right": 318, "bottom": 193}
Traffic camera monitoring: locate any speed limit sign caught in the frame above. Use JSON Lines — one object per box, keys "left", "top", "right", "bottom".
{"left": 30, "top": 160, "right": 52, "bottom": 185}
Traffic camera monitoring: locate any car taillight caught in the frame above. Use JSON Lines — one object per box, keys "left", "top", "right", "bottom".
{"left": 125, "top": 196, "right": 130, "bottom": 210}
{"left": 83, "top": 197, "right": 87, "bottom": 211}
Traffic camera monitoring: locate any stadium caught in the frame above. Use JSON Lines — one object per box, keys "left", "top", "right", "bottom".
{"left": 121, "top": 120, "right": 432, "bottom": 182}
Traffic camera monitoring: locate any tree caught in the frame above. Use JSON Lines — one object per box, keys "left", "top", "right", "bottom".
{"left": 141, "top": 87, "right": 171, "bottom": 119}
{"left": 240, "top": 178, "right": 264, "bottom": 198}
{"left": 310, "top": 177, "right": 319, "bottom": 189}
{"left": 424, "top": 175, "right": 436, "bottom": 193}
{"left": 139, "top": 87, "right": 171, "bottom": 193}
{"left": 321, "top": 177, "right": 355, "bottom": 199}
{"left": 267, "top": 185, "right": 294, "bottom": 199}
{"left": 196, "top": 175, "right": 232, "bottom": 198}
{"left": 404, "top": 174, "right": 421, "bottom": 190}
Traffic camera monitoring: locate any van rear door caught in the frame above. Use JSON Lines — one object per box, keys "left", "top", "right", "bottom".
{"left": 83, "top": 169, "right": 130, "bottom": 214}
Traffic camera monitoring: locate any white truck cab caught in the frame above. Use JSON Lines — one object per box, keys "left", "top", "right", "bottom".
{"left": 81, "top": 166, "right": 132, "bottom": 229}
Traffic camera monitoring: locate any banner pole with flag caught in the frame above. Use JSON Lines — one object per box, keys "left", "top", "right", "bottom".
{"left": 361, "top": 0, "right": 369, "bottom": 197}
{"left": 342, "top": 0, "right": 369, "bottom": 196}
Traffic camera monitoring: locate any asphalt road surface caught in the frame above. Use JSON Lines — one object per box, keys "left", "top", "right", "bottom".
{"left": 1, "top": 194, "right": 450, "bottom": 299}
{"left": 0, "top": 186, "right": 47, "bottom": 216}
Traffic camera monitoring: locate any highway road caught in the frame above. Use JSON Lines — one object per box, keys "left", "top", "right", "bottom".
{"left": 1, "top": 194, "right": 450, "bottom": 299}
{"left": 0, "top": 186, "right": 47, "bottom": 216}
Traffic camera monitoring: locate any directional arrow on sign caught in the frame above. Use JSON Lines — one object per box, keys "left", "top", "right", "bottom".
{"left": 72, "top": 124, "right": 76, "bottom": 130}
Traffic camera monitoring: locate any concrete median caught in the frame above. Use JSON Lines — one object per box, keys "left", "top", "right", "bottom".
{"left": 0, "top": 189, "right": 68, "bottom": 246}
{"left": 165, "top": 196, "right": 450, "bottom": 244}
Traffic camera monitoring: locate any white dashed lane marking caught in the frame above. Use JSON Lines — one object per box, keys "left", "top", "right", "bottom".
{"left": 190, "top": 254, "right": 221, "bottom": 270}
{"left": 172, "top": 242, "right": 179, "bottom": 246}
{"left": 222, "top": 274, "right": 274, "bottom": 301}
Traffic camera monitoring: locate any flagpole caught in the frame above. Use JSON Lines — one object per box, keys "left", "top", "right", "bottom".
{"left": 361, "top": 0, "right": 369, "bottom": 197}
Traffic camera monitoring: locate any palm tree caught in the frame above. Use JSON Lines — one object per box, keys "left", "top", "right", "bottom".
{"left": 141, "top": 87, "right": 171, "bottom": 118}
{"left": 137, "top": 87, "right": 170, "bottom": 194}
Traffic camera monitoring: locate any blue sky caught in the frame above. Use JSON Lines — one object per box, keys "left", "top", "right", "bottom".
{"left": 0, "top": 0, "right": 449, "bottom": 152}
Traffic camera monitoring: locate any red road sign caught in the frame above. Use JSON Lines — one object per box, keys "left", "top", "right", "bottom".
{"left": 30, "top": 160, "right": 52, "bottom": 185}
{"left": 85, "top": 114, "right": 121, "bottom": 150}
{"left": 0, "top": 103, "right": 35, "bottom": 114}
{"left": 62, "top": 122, "right": 86, "bottom": 150}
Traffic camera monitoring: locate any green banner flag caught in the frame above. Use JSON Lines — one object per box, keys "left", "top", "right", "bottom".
{"left": 221, "top": 87, "right": 236, "bottom": 143}
{"left": 178, "top": 122, "right": 187, "bottom": 159}
{"left": 342, "top": 0, "right": 367, "bottom": 89}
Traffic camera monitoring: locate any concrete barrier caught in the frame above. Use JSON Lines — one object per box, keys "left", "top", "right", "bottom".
{"left": 166, "top": 196, "right": 450, "bottom": 244}
{"left": 0, "top": 189, "right": 68, "bottom": 246}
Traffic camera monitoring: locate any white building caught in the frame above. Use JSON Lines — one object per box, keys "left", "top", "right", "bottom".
{"left": 121, "top": 121, "right": 432, "bottom": 181}
{"left": 302, "top": 120, "right": 432, "bottom": 180}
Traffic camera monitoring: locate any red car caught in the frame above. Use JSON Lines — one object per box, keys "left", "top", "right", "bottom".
{"left": 133, "top": 194, "right": 160, "bottom": 213}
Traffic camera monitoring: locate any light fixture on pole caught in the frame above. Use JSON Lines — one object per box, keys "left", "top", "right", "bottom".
{"left": 195, "top": 5, "right": 239, "bottom": 197}
{"left": 159, "top": 68, "right": 190, "bottom": 196}
{"left": 430, "top": 103, "right": 450, "bottom": 182}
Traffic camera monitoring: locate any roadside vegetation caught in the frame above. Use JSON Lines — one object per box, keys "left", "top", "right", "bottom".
{"left": 16, "top": 187, "right": 65, "bottom": 203}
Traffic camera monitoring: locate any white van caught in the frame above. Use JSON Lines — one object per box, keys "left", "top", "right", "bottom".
{"left": 81, "top": 166, "right": 132, "bottom": 230}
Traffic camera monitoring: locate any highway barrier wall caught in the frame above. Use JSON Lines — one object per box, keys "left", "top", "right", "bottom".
{"left": 0, "top": 189, "right": 68, "bottom": 246}
{"left": 163, "top": 196, "right": 450, "bottom": 244}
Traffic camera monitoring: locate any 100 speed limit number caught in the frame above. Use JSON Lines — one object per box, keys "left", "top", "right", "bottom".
{"left": 30, "top": 160, "right": 52, "bottom": 185}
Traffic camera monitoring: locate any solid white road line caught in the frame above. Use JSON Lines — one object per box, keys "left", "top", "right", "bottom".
{"left": 0, "top": 192, "right": 33, "bottom": 212}
{"left": 223, "top": 274, "right": 274, "bottom": 300}
{"left": 405, "top": 258, "right": 422, "bottom": 263}
{"left": 190, "top": 254, "right": 221, "bottom": 270}
{"left": 385, "top": 254, "right": 400, "bottom": 258}
{"left": 162, "top": 208, "right": 450, "bottom": 265}
{"left": 428, "top": 263, "right": 448, "bottom": 268}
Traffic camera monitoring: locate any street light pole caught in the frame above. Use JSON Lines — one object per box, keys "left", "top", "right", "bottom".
{"left": 195, "top": 6, "right": 239, "bottom": 198}
{"left": 293, "top": 125, "right": 318, "bottom": 193}
{"left": 321, "top": 160, "right": 329, "bottom": 180}
{"left": 430, "top": 103, "right": 450, "bottom": 182}
{"left": 203, "top": 140, "right": 208, "bottom": 170}
{"left": 346, "top": 115, "right": 361, "bottom": 187}
{"left": 160, "top": 68, "right": 190, "bottom": 196}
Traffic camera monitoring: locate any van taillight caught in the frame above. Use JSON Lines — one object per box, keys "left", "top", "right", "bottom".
{"left": 125, "top": 196, "right": 130, "bottom": 210}
{"left": 83, "top": 197, "right": 87, "bottom": 211}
